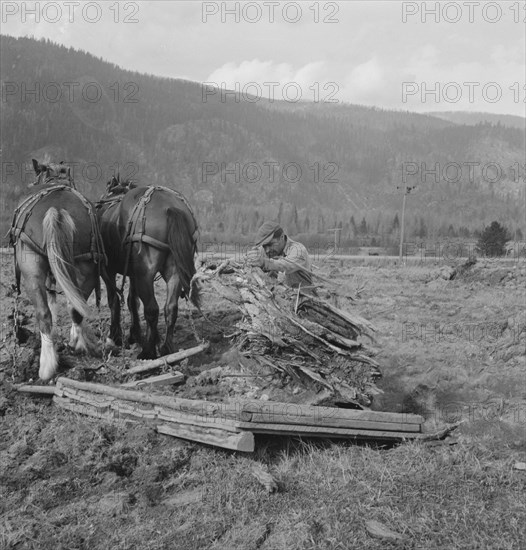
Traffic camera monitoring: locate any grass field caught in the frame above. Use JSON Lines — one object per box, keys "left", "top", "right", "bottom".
{"left": 1, "top": 251, "right": 525, "bottom": 549}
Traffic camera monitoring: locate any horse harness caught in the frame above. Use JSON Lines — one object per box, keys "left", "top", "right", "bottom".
{"left": 9, "top": 184, "right": 107, "bottom": 284}
{"left": 112, "top": 186, "right": 198, "bottom": 294}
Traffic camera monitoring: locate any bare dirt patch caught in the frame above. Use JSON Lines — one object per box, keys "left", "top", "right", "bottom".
{"left": 1, "top": 251, "right": 525, "bottom": 549}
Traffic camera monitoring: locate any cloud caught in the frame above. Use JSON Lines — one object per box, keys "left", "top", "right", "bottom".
{"left": 345, "top": 57, "right": 384, "bottom": 97}
{"left": 2, "top": 0, "right": 523, "bottom": 115}
{"left": 205, "top": 59, "right": 328, "bottom": 101}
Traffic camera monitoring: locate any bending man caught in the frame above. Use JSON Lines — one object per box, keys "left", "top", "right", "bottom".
{"left": 246, "top": 221, "right": 313, "bottom": 289}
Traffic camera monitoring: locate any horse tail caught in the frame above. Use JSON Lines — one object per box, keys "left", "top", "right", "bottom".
{"left": 43, "top": 207, "right": 92, "bottom": 319}
{"left": 166, "top": 207, "right": 200, "bottom": 309}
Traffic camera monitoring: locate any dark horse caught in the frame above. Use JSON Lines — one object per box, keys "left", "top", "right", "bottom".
{"left": 96, "top": 176, "right": 200, "bottom": 359}
{"left": 9, "top": 160, "right": 106, "bottom": 380}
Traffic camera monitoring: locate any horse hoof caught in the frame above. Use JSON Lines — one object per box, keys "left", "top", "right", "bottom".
{"left": 125, "top": 337, "right": 139, "bottom": 349}
{"left": 111, "top": 336, "right": 123, "bottom": 348}
{"left": 127, "top": 333, "right": 141, "bottom": 346}
{"left": 137, "top": 350, "right": 157, "bottom": 360}
{"left": 15, "top": 326, "right": 32, "bottom": 345}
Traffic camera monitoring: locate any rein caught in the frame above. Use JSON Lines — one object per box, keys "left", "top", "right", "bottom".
{"left": 95, "top": 194, "right": 125, "bottom": 209}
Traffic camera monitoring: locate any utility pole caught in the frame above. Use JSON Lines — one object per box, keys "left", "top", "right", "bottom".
{"left": 398, "top": 185, "right": 416, "bottom": 261}
{"left": 327, "top": 227, "right": 342, "bottom": 253}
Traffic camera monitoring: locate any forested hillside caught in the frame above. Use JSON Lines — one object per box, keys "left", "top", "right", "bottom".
{"left": 1, "top": 35, "right": 524, "bottom": 246}
{"left": 428, "top": 111, "right": 526, "bottom": 130}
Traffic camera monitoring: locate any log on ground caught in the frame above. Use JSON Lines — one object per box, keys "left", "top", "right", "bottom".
{"left": 127, "top": 341, "right": 209, "bottom": 374}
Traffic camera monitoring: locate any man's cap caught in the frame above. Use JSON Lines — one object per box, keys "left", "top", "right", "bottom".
{"left": 254, "top": 221, "right": 282, "bottom": 247}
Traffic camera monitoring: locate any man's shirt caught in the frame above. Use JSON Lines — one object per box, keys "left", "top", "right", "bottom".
{"left": 263, "top": 237, "right": 313, "bottom": 288}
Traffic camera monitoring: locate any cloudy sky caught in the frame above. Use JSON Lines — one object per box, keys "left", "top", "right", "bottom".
{"left": 3, "top": 0, "right": 525, "bottom": 116}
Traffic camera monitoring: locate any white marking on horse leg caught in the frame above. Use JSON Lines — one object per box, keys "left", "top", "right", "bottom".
{"left": 39, "top": 332, "right": 58, "bottom": 381}
{"left": 69, "top": 322, "right": 89, "bottom": 353}
{"left": 69, "top": 323, "right": 79, "bottom": 349}
{"left": 49, "top": 291, "right": 58, "bottom": 337}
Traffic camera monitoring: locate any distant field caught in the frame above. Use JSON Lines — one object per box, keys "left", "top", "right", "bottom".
{"left": 198, "top": 250, "right": 525, "bottom": 267}
{"left": 4, "top": 247, "right": 522, "bottom": 267}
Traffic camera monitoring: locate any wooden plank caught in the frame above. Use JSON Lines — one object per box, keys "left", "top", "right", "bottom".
{"left": 16, "top": 384, "right": 55, "bottom": 396}
{"left": 237, "top": 401, "right": 423, "bottom": 426}
{"left": 52, "top": 381, "right": 451, "bottom": 449}
{"left": 247, "top": 412, "right": 420, "bottom": 433}
{"left": 55, "top": 384, "right": 242, "bottom": 433}
{"left": 127, "top": 342, "right": 209, "bottom": 374}
{"left": 62, "top": 386, "right": 80, "bottom": 398}
{"left": 56, "top": 379, "right": 422, "bottom": 430}
{"left": 56, "top": 378, "right": 251, "bottom": 421}
{"left": 55, "top": 397, "right": 100, "bottom": 418}
{"left": 235, "top": 422, "right": 422, "bottom": 441}
{"left": 154, "top": 406, "right": 241, "bottom": 433}
{"left": 54, "top": 394, "right": 111, "bottom": 415}
{"left": 111, "top": 400, "right": 158, "bottom": 422}
{"left": 121, "top": 372, "right": 185, "bottom": 388}
{"left": 64, "top": 387, "right": 115, "bottom": 409}
{"left": 54, "top": 396, "right": 123, "bottom": 423}
{"left": 157, "top": 423, "right": 254, "bottom": 452}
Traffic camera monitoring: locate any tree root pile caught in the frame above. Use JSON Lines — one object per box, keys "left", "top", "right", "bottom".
{"left": 195, "top": 260, "right": 382, "bottom": 408}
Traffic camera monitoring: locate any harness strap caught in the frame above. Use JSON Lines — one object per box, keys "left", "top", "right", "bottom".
{"left": 19, "top": 232, "right": 46, "bottom": 256}
{"left": 10, "top": 183, "right": 107, "bottom": 305}
{"left": 9, "top": 185, "right": 67, "bottom": 247}
{"left": 129, "top": 234, "right": 170, "bottom": 251}
{"left": 119, "top": 187, "right": 157, "bottom": 294}
{"left": 118, "top": 186, "right": 198, "bottom": 295}
{"left": 17, "top": 238, "right": 105, "bottom": 263}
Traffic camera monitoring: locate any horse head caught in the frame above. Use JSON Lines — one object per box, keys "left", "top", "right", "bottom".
{"left": 104, "top": 174, "right": 137, "bottom": 197}
{"left": 31, "top": 159, "right": 73, "bottom": 187}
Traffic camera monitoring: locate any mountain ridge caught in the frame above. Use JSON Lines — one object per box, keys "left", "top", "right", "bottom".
{"left": 1, "top": 34, "right": 524, "bottom": 244}
{"left": 427, "top": 111, "right": 525, "bottom": 130}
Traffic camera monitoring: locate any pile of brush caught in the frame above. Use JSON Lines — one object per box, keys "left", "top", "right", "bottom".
{"left": 194, "top": 260, "right": 382, "bottom": 408}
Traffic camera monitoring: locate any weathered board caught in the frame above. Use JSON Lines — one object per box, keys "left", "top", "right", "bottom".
{"left": 237, "top": 400, "right": 423, "bottom": 427}
{"left": 19, "top": 378, "right": 429, "bottom": 452}
{"left": 157, "top": 423, "right": 254, "bottom": 452}
{"left": 235, "top": 421, "right": 423, "bottom": 441}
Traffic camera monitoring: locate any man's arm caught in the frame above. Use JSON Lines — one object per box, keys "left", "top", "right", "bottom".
{"left": 263, "top": 242, "right": 309, "bottom": 274}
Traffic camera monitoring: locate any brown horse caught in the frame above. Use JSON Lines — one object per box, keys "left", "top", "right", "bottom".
{"left": 96, "top": 176, "right": 200, "bottom": 359}
{"left": 9, "top": 160, "right": 106, "bottom": 381}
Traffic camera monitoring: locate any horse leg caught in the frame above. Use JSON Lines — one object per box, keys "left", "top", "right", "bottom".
{"left": 134, "top": 274, "right": 159, "bottom": 360}
{"left": 22, "top": 265, "right": 58, "bottom": 381}
{"left": 127, "top": 276, "right": 142, "bottom": 346}
{"left": 105, "top": 270, "right": 122, "bottom": 347}
{"left": 159, "top": 261, "right": 182, "bottom": 356}
{"left": 17, "top": 247, "right": 58, "bottom": 381}
{"left": 68, "top": 261, "right": 99, "bottom": 356}
{"left": 46, "top": 275, "right": 58, "bottom": 338}
{"left": 34, "top": 286, "right": 58, "bottom": 381}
